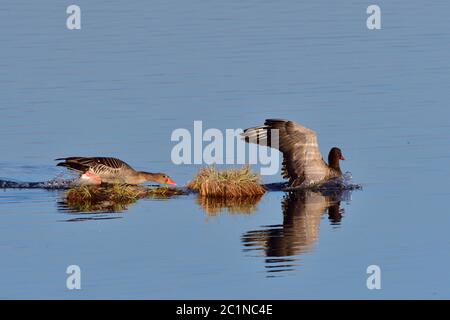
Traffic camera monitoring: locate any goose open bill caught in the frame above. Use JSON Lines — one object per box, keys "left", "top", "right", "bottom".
{"left": 55, "top": 157, "right": 176, "bottom": 186}
{"left": 242, "top": 119, "right": 345, "bottom": 188}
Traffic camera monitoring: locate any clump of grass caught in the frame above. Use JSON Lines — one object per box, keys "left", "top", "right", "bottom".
{"left": 63, "top": 185, "right": 185, "bottom": 212}
{"left": 187, "top": 166, "right": 266, "bottom": 198}
{"left": 67, "top": 185, "right": 142, "bottom": 203}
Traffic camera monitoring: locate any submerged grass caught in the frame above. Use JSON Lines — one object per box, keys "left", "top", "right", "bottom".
{"left": 187, "top": 166, "right": 266, "bottom": 198}
{"left": 63, "top": 184, "right": 185, "bottom": 212}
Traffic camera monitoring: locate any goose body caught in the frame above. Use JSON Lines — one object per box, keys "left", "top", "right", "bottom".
{"left": 242, "top": 119, "right": 345, "bottom": 188}
{"left": 56, "top": 157, "right": 176, "bottom": 186}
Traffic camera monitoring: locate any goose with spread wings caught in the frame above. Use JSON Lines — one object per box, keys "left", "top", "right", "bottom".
{"left": 56, "top": 156, "right": 176, "bottom": 186}
{"left": 242, "top": 119, "right": 345, "bottom": 188}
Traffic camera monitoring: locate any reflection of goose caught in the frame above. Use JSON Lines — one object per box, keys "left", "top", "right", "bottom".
{"left": 56, "top": 157, "right": 176, "bottom": 186}
{"left": 242, "top": 119, "right": 345, "bottom": 187}
{"left": 241, "top": 190, "right": 345, "bottom": 275}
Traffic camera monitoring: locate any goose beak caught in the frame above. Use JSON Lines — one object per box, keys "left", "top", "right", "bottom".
{"left": 340, "top": 155, "right": 346, "bottom": 160}
{"left": 165, "top": 178, "right": 177, "bottom": 186}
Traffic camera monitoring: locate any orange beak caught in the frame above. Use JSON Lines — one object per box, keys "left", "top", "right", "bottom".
{"left": 165, "top": 178, "right": 177, "bottom": 186}
{"left": 340, "top": 155, "right": 346, "bottom": 160}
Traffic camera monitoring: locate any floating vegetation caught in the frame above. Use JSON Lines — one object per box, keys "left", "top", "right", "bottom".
{"left": 61, "top": 184, "right": 186, "bottom": 213}
{"left": 196, "top": 195, "right": 264, "bottom": 215}
{"left": 187, "top": 166, "right": 266, "bottom": 198}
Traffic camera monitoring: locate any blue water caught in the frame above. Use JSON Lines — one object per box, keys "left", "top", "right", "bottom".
{"left": 1, "top": 0, "right": 450, "bottom": 299}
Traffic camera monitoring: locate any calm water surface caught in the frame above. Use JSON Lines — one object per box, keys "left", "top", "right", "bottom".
{"left": 1, "top": 0, "right": 450, "bottom": 299}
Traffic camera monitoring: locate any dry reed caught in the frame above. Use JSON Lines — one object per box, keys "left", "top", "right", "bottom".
{"left": 187, "top": 166, "right": 266, "bottom": 198}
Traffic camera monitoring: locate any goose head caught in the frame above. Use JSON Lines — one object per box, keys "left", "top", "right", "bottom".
{"left": 139, "top": 172, "right": 177, "bottom": 186}
{"left": 328, "top": 147, "right": 345, "bottom": 172}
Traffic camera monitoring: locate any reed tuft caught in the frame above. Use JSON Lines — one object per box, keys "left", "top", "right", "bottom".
{"left": 187, "top": 166, "right": 266, "bottom": 198}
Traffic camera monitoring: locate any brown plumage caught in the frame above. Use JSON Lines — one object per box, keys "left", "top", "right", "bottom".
{"left": 56, "top": 157, "right": 176, "bottom": 186}
{"left": 242, "top": 119, "right": 345, "bottom": 188}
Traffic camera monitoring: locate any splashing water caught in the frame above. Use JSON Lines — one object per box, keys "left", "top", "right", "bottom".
{"left": 0, "top": 176, "right": 75, "bottom": 189}
{"left": 318, "top": 171, "right": 362, "bottom": 191}
{"left": 265, "top": 171, "right": 362, "bottom": 192}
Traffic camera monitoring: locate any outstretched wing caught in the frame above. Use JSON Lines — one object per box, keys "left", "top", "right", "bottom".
{"left": 55, "top": 157, "right": 133, "bottom": 176}
{"left": 242, "top": 119, "right": 328, "bottom": 186}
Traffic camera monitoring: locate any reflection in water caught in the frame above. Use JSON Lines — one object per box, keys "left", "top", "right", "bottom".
{"left": 59, "top": 216, "right": 123, "bottom": 223}
{"left": 58, "top": 198, "right": 135, "bottom": 214}
{"left": 241, "top": 189, "right": 350, "bottom": 276}
{"left": 196, "top": 195, "right": 263, "bottom": 216}
{"left": 58, "top": 185, "right": 187, "bottom": 215}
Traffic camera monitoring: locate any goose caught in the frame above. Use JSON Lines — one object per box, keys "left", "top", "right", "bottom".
{"left": 242, "top": 119, "right": 345, "bottom": 188}
{"left": 56, "top": 157, "right": 176, "bottom": 186}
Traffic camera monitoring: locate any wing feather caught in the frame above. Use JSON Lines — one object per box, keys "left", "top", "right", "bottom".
{"left": 56, "top": 157, "right": 133, "bottom": 176}
{"left": 242, "top": 119, "right": 329, "bottom": 186}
